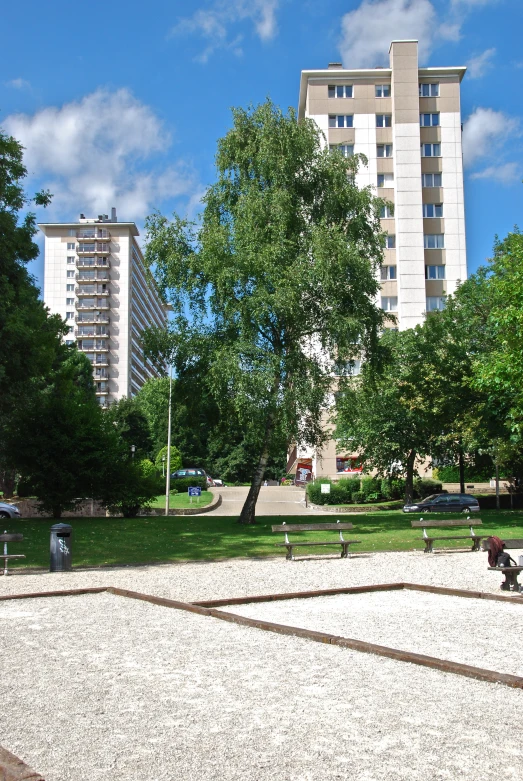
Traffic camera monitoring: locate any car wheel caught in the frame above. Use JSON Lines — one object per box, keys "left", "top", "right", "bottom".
{"left": 0, "top": 511, "right": 10, "bottom": 519}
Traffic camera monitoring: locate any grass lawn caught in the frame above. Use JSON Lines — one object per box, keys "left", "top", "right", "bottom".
{"left": 151, "top": 491, "right": 214, "bottom": 510}
{"left": 3, "top": 509, "right": 523, "bottom": 570}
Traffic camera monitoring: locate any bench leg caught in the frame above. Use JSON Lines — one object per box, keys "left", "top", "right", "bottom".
{"left": 285, "top": 545, "right": 294, "bottom": 561}
{"left": 423, "top": 541, "right": 433, "bottom": 554}
{"left": 341, "top": 543, "right": 349, "bottom": 559}
{"left": 471, "top": 539, "right": 481, "bottom": 552}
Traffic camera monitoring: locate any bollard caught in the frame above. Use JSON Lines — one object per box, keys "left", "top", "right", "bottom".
{"left": 50, "top": 523, "right": 73, "bottom": 572}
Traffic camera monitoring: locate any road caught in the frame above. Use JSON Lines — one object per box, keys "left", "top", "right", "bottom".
{"left": 210, "top": 485, "right": 331, "bottom": 516}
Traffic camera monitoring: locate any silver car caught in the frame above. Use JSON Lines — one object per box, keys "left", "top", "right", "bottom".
{"left": 0, "top": 501, "right": 21, "bottom": 519}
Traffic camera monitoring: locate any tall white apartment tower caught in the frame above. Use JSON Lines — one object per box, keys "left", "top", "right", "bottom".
{"left": 40, "top": 209, "right": 168, "bottom": 406}
{"left": 291, "top": 41, "right": 467, "bottom": 476}
{"left": 298, "top": 39, "right": 467, "bottom": 330}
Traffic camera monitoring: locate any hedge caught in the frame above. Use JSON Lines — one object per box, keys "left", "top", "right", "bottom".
{"left": 306, "top": 476, "right": 442, "bottom": 505}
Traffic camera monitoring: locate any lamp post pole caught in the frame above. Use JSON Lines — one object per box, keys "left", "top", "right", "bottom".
{"left": 165, "top": 365, "right": 173, "bottom": 517}
{"left": 162, "top": 456, "right": 166, "bottom": 478}
{"left": 131, "top": 444, "right": 136, "bottom": 460}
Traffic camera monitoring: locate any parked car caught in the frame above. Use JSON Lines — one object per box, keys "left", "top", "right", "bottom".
{"left": 210, "top": 477, "right": 226, "bottom": 487}
{"left": 170, "top": 469, "right": 214, "bottom": 488}
{"left": 0, "top": 501, "right": 21, "bottom": 519}
{"left": 403, "top": 493, "right": 480, "bottom": 513}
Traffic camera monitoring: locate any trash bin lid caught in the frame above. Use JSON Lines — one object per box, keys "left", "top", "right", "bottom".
{"left": 50, "top": 523, "right": 73, "bottom": 532}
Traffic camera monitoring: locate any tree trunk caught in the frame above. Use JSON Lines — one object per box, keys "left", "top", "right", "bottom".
{"left": 239, "top": 413, "right": 275, "bottom": 525}
{"left": 404, "top": 450, "right": 417, "bottom": 505}
{"left": 0, "top": 470, "right": 16, "bottom": 499}
{"left": 53, "top": 505, "right": 62, "bottom": 519}
{"left": 458, "top": 442, "right": 465, "bottom": 494}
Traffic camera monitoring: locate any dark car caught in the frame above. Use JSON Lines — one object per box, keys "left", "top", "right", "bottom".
{"left": 403, "top": 493, "right": 480, "bottom": 513}
{"left": 170, "top": 468, "right": 214, "bottom": 488}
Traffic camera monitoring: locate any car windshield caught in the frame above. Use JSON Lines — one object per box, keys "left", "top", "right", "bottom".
{"left": 423, "top": 494, "right": 441, "bottom": 503}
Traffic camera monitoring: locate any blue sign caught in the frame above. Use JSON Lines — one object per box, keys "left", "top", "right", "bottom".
{"left": 188, "top": 487, "right": 202, "bottom": 497}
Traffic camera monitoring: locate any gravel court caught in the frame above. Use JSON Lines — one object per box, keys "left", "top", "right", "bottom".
{"left": 228, "top": 589, "right": 523, "bottom": 678}
{"left": 1, "top": 590, "right": 523, "bottom": 781}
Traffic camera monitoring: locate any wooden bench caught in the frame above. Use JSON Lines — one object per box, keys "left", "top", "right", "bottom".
{"left": 481, "top": 538, "right": 523, "bottom": 553}
{"left": 272, "top": 521, "right": 360, "bottom": 561}
{"left": 0, "top": 532, "right": 25, "bottom": 575}
{"left": 487, "top": 567, "right": 523, "bottom": 593}
{"left": 411, "top": 518, "right": 484, "bottom": 554}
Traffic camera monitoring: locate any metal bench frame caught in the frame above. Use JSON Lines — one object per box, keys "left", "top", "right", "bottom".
{"left": 411, "top": 517, "right": 483, "bottom": 554}
{"left": 1, "top": 532, "right": 25, "bottom": 576}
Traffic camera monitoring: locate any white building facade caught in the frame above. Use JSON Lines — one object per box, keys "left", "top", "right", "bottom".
{"left": 40, "top": 209, "right": 168, "bottom": 406}
{"left": 291, "top": 40, "right": 468, "bottom": 476}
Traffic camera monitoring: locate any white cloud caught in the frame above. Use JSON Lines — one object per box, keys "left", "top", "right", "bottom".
{"left": 451, "top": 0, "right": 498, "bottom": 6}
{"left": 462, "top": 107, "right": 520, "bottom": 168}
{"left": 172, "top": 0, "right": 279, "bottom": 62}
{"left": 4, "top": 89, "right": 199, "bottom": 220}
{"left": 466, "top": 47, "right": 496, "bottom": 78}
{"left": 338, "top": 0, "right": 444, "bottom": 68}
{"left": 5, "top": 78, "right": 31, "bottom": 89}
{"left": 470, "top": 162, "right": 521, "bottom": 184}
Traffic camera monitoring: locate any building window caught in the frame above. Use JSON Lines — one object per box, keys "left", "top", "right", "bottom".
{"left": 65, "top": 339, "right": 75, "bottom": 345}
{"left": 426, "top": 296, "right": 446, "bottom": 311}
{"left": 385, "top": 235, "right": 396, "bottom": 249}
{"left": 381, "top": 296, "right": 398, "bottom": 312}
{"left": 380, "top": 204, "right": 394, "bottom": 218}
{"left": 376, "top": 114, "right": 392, "bottom": 128}
{"left": 419, "top": 83, "right": 439, "bottom": 97}
{"left": 420, "top": 113, "right": 439, "bottom": 127}
{"left": 421, "top": 143, "right": 441, "bottom": 157}
{"left": 66, "top": 242, "right": 75, "bottom": 250}
{"left": 67, "top": 270, "right": 75, "bottom": 278}
{"left": 380, "top": 266, "right": 397, "bottom": 281}
{"left": 67, "top": 256, "right": 75, "bottom": 264}
{"left": 424, "top": 234, "right": 444, "bottom": 249}
{"left": 68, "top": 326, "right": 74, "bottom": 333}
{"left": 66, "top": 298, "right": 74, "bottom": 306}
{"left": 66, "top": 311, "right": 74, "bottom": 320}
{"left": 66, "top": 284, "right": 74, "bottom": 292}
{"left": 328, "top": 85, "right": 353, "bottom": 98}
{"left": 422, "top": 173, "right": 442, "bottom": 187}
{"left": 329, "top": 115, "right": 354, "bottom": 128}
{"left": 329, "top": 144, "right": 354, "bottom": 157}
{"left": 377, "top": 173, "right": 394, "bottom": 188}
{"left": 423, "top": 203, "right": 443, "bottom": 218}
{"left": 375, "top": 84, "right": 390, "bottom": 98}
{"left": 377, "top": 144, "right": 393, "bottom": 158}
{"left": 426, "top": 265, "right": 446, "bottom": 280}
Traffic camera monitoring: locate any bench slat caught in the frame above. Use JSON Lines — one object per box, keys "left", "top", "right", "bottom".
{"left": 483, "top": 539, "right": 523, "bottom": 551}
{"left": 275, "top": 540, "right": 361, "bottom": 547}
{"left": 271, "top": 523, "right": 354, "bottom": 532}
{"left": 411, "top": 519, "right": 482, "bottom": 528}
{"left": 424, "top": 535, "right": 483, "bottom": 541}
{"left": 0, "top": 534, "right": 23, "bottom": 542}
{"left": 0, "top": 554, "right": 26, "bottom": 560}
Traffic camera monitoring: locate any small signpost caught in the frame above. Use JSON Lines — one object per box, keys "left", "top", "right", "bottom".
{"left": 320, "top": 483, "right": 331, "bottom": 494}
{"left": 188, "top": 486, "right": 202, "bottom": 505}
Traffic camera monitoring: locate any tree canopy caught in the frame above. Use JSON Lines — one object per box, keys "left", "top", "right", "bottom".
{"left": 144, "top": 100, "right": 386, "bottom": 522}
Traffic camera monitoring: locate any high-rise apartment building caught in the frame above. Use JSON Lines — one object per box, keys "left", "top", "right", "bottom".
{"left": 40, "top": 209, "right": 168, "bottom": 406}
{"left": 290, "top": 40, "right": 467, "bottom": 477}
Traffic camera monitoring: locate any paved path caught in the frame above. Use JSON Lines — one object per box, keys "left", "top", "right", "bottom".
{"left": 211, "top": 485, "right": 331, "bottom": 515}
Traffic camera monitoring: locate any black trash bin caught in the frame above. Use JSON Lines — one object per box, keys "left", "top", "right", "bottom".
{"left": 50, "top": 523, "right": 73, "bottom": 572}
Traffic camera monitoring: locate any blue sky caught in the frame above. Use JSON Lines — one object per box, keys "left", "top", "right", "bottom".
{"left": 2, "top": 0, "right": 522, "bottom": 291}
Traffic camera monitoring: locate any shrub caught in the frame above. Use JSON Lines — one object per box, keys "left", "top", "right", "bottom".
{"left": 338, "top": 477, "right": 361, "bottom": 499}
{"left": 361, "top": 477, "right": 380, "bottom": 499}
{"left": 352, "top": 491, "right": 365, "bottom": 504}
{"left": 365, "top": 492, "right": 381, "bottom": 503}
{"left": 155, "top": 445, "right": 182, "bottom": 474}
{"left": 414, "top": 478, "right": 442, "bottom": 499}
{"left": 170, "top": 476, "right": 207, "bottom": 493}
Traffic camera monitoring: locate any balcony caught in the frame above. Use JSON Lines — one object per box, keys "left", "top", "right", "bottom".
{"left": 75, "top": 286, "right": 110, "bottom": 297}
{"left": 95, "top": 386, "right": 109, "bottom": 395}
{"left": 75, "top": 328, "right": 110, "bottom": 338}
{"left": 75, "top": 272, "right": 110, "bottom": 283}
{"left": 75, "top": 300, "right": 110, "bottom": 311}
{"left": 94, "top": 369, "right": 109, "bottom": 379}
{"left": 85, "top": 355, "right": 110, "bottom": 367}
{"left": 75, "top": 313, "right": 110, "bottom": 324}
{"left": 76, "top": 257, "right": 111, "bottom": 269}
{"left": 77, "top": 229, "right": 110, "bottom": 240}
{"left": 78, "top": 341, "right": 109, "bottom": 353}
{"left": 76, "top": 243, "right": 110, "bottom": 255}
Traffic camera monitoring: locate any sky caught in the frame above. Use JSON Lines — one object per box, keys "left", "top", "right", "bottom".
{"left": 2, "top": 0, "right": 522, "bottom": 292}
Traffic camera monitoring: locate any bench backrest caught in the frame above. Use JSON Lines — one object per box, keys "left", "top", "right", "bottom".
{"left": 411, "top": 518, "right": 482, "bottom": 529}
{"left": 0, "top": 533, "right": 23, "bottom": 543}
{"left": 482, "top": 538, "right": 523, "bottom": 551}
{"left": 272, "top": 522, "right": 354, "bottom": 533}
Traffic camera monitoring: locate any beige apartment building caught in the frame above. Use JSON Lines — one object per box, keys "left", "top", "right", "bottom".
{"left": 40, "top": 209, "right": 168, "bottom": 406}
{"left": 289, "top": 40, "right": 467, "bottom": 478}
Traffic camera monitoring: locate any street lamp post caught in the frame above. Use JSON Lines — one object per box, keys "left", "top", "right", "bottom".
{"left": 131, "top": 444, "right": 136, "bottom": 460}
{"left": 162, "top": 456, "right": 166, "bottom": 478}
{"left": 165, "top": 365, "right": 173, "bottom": 517}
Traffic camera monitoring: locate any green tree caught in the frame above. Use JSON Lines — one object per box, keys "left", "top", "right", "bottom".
{"left": 144, "top": 100, "right": 385, "bottom": 523}
{"left": 0, "top": 129, "right": 64, "bottom": 496}
{"left": 105, "top": 396, "right": 153, "bottom": 460}
{"left": 107, "top": 458, "right": 162, "bottom": 518}
{"left": 154, "top": 445, "right": 182, "bottom": 475}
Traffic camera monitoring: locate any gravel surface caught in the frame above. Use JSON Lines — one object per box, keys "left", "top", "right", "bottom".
{"left": 229, "top": 589, "right": 523, "bottom": 677}
{"left": 1, "top": 550, "right": 523, "bottom": 781}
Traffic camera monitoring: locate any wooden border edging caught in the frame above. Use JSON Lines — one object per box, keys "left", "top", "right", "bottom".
{"left": 1, "top": 582, "right": 523, "bottom": 690}
{"left": 0, "top": 745, "right": 45, "bottom": 780}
